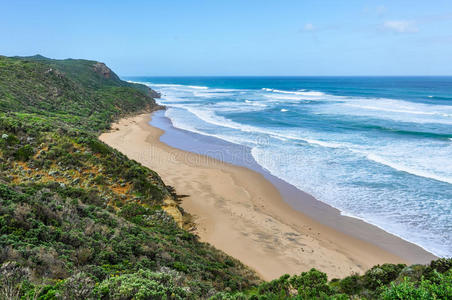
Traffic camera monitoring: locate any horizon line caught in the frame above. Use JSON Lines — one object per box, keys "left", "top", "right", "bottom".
{"left": 122, "top": 74, "right": 452, "bottom": 78}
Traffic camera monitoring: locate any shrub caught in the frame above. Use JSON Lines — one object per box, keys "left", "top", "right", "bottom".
{"left": 257, "top": 274, "right": 290, "bottom": 296}
{"left": 5, "top": 134, "right": 19, "bottom": 145}
{"left": 290, "top": 268, "right": 332, "bottom": 298}
{"left": 118, "top": 203, "right": 147, "bottom": 219}
{"left": 424, "top": 258, "right": 452, "bottom": 281}
{"left": 88, "top": 139, "right": 110, "bottom": 155}
{"left": 94, "top": 269, "right": 189, "bottom": 299}
{"left": 363, "top": 263, "right": 406, "bottom": 290}
{"left": 0, "top": 261, "right": 31, "bottom": 299}
{"left": 15, "top": 145, "right": 34, "bottom": 161}
{"left": 381, "top": 271, "right": 452, "bottom": 300}
{"left": 62, "top": 272, "right": 96, "bottom": 299}
{"left": 173, "top": 262, "right": 188, "bottom": 273}
{"left": 338, "top": 273, "right": 362, "bottom": 295}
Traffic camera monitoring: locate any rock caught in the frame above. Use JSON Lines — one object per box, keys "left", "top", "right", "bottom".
{"left": 93, "top": 62, "right": 117, "bottom": 80}
{"left": 161, "top": 196, "right": 184, "bottom": 228}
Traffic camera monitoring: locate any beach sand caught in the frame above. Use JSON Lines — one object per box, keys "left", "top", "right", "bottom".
{"left": 100, "top": 112, "right": 436, "bottom": 281}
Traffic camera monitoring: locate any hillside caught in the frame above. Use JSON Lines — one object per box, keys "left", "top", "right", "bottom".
{"left": 0, "top": 55, "right": 259, "bottom": 299}
{"left": 0, "top": 55, "right": 450, "bottom": 299}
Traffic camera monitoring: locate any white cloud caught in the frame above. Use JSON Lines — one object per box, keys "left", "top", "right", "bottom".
{"left": 303, "top": 23, "right": 315, "bottom": 31}
{"left": 382, "top": 20, "right": 418, "bottom": 33}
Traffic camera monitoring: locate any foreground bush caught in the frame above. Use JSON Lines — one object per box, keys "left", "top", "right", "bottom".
{"left": 212, "top": 260, "right": 451, "bottom": 299}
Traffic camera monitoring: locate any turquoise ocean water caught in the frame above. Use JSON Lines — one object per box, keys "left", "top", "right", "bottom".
{"left": 128, "top": 76, "right": 452, "bottom": 257}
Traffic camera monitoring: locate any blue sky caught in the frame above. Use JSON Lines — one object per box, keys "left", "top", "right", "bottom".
{"left": 1, "top": 0, "right": 452, "bottom": 76}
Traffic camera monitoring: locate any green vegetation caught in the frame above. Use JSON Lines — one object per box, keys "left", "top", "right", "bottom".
{"left": 0, "top": 55, "right": 257, "bottom": 299}
{"left": 0, "top": 55, "right": 450, "bottom": 299}
{"left": 213, "top": 261, "right": 451, "bottom": 299}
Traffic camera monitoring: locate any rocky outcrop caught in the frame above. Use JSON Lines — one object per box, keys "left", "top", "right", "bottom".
{"left": 93, "top": 62, "right": 115, "bottom": 79}
{"left": 142, "top": 85, "right": 161, "bottom": 99}
{"left": 161, "top": 196, "right": 184, "bottom": 228}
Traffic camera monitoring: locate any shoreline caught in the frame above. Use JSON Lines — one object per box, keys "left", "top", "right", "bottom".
{"left": 100, "top": 111, "right": 436, "bottom": 280}
{"left": 151, "top": 110, "right": 438, "bottom": 262}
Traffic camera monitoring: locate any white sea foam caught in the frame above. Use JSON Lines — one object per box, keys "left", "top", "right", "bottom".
{"left": 187, "top": 85, "right": 208, "bottom": 89}
{"left": 165, "top": 109, "right": 230, "bottom": 140}
{"left": 365, "top": 153, "right": 452, "bottom": 185}
{"left": 148, "top": 79, "right": 452, "bottom": 257}
{"left": 281, "top": 109, "right": 288, "bottom": 112}
{"left": 151, "top": 83, "right": 208, "bottom": 89}
{"left": 318, "top": 97, "right": 452, "bottom": 125}
{"left": 344, "top": 102, "right": 452, "bottom": 117}
{"left": 166, "top": 104, "right": 354, "bottom": 149}
{"left": 262, "top": 88, "right": 324, "bottom": 97}
{"left": 168, "top": 99, "right": 452, "bottom": 186}
{"left": 171, "top": 101, "right": 452, "bottom": 188}
{"left": 302, "top": 139, "right": 345, "bottom": 148}
{"left": 244, "top": 100, "right": 267, "bottom": 107}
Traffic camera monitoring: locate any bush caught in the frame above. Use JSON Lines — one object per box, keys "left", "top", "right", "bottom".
{"left": 290, "top": 268, "right": 332, "bottom": 298}
{"left": 173, "top": 262, "right": 188, "bottom": 273}
{"left": 0, "top": 261, "right": 31, "bottom": 299}
{"left": 363, "top": 264, "right": 406, "bottom": 290}
{"left": 339, "top": 274, "right": 361, "bottom": 294}
{"left": 424, "top": 258, "right": 452, "bottom": 281}
{"left": 257, "top": 274, "right": 290, "bottom": 296}
{"left": 381, "top": 271, "right": 452, "bottom": 300}
{"left": 88, "top": 139, "right": 110, "bottom": 154}
{"left": 5, "top": 134, "right": 19, "bottom": 145}
{"left": 94, "top": 269, "right": 189, "bottom": 299}
{"left": 15, "top": 145, "right": 34, "bottom": 161}
{"left": 119, "top": 203, "right": 147, "bottom": 219}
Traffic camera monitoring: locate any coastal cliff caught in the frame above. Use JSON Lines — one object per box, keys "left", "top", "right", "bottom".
{"left": 0, "top": 55, "right": 450, "bottom": 299}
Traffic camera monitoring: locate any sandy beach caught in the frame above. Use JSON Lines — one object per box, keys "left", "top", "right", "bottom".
{"left": 100, "top": 112, "right": 436, "bottom": 281}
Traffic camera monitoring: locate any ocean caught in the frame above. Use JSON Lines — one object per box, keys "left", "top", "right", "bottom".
{"left": 127, "top": 76, "right": 452, "bottom": 257}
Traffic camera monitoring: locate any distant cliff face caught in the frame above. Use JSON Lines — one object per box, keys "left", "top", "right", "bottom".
{"left": 93, "top": 62, "right": 115, "bottom": 79}
{"left": 91, "top": 60, "right": 161, "bottom": 99}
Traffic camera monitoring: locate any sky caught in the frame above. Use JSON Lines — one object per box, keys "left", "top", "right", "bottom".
{"left": 1, "top": 0, "right": 452, "bottom": 76}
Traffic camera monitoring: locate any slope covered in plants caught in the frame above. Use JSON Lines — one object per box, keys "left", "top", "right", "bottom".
{"left": 0, "top": 55, "right": 259, "bottom": 299}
